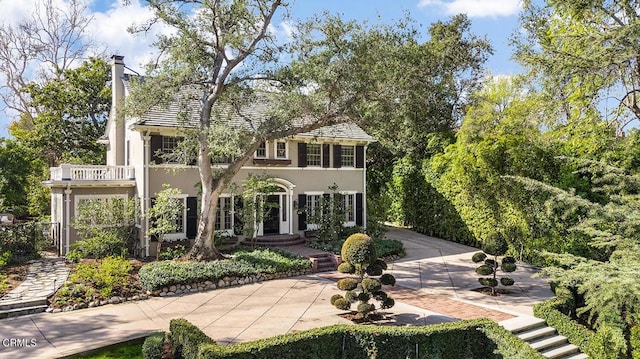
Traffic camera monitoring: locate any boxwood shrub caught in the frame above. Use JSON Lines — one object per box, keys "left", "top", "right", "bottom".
{"left": 138, "top": 248, "right": 311, "bottom": 291}
{"left": 168, "top": 318, "right": 543, "bottom": 359}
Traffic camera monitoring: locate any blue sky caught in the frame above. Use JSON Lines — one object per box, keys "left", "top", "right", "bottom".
{"left": 0, "top": 0, "right": 524, "bottom": 138}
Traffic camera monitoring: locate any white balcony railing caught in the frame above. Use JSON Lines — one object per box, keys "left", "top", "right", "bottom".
{"left": 50, "top": 164, "right": 135, "bottom": 181}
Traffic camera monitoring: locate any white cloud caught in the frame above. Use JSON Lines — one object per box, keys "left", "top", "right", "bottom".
{"left": 417, "top": 0, "right": 522, "bottom": 18}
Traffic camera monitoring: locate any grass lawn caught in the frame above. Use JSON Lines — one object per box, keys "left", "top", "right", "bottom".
{"left": 69, "top": 338, "right": 144, "bottom": 359}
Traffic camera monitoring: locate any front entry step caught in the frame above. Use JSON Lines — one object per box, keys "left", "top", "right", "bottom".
{"left": 500, "top": 316, "right": 588, "bottom": 359}
{"left": 243, "top": 234, "right": 305, "bottom": 247}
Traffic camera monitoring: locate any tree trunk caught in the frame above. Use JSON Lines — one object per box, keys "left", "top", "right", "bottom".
{"left": 184, "top": 180, "right": 225, "bottom": 260}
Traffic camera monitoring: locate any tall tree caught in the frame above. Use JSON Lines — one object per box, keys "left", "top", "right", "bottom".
{"left": 0, "top": 0, "right": 97, "bottom": 129}
{"left": 10, "top": 58, "right": 110, "bottom": 166}
{"left": 127, "top": 0, "right": 422, "bottom": 260}
{"left": 514, "top": 0, "right": 640, "bottom": 137}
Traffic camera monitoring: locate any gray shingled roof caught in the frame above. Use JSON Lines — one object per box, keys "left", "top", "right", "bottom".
{"left": 124, "top": 77, "right": 375, "bottom": 142}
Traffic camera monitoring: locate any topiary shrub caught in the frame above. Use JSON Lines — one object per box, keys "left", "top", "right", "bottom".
{"left": 337, "top": 262, "right": 355, "bottom": 274}
{"left": 472, "top": 233, "right": 517, "bottom": 295}
{"left": 332, "top": 233, "right": 395, "bottom": 320}
{"left": 142, "top": 332, "right": 165, "bottom": 359}
{"left": 330, "top": 294, "right": 343, "bottom": 306}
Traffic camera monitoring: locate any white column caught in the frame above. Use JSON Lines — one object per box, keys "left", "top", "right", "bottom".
{"left": 288, "top": 188, "right": 294, "bottom": 234}
{"left": 64, "top": 188, "right": 72, "bottom": 255}
{"left": 363, "top": 145, "right": 368, "bottom": 229}
{"left": 143, "top": 134, "right": 151, "bottom": 257}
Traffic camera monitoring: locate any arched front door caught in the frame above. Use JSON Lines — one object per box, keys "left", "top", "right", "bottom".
{"left": 257, "top": 179, "right": 294, "bottom": 236}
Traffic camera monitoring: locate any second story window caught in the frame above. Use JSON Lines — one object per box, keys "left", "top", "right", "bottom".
{"left": 276, "top": 141, "right": 287, "bottom": 159}
{"left": 162, "top": 136, "right": 181, "bottom": 163}
{"left": 341, "top": 146, "right": 355, "bottom": 167}
{"left": 307, "top": 143, "right": 321, "bottom": 166}
{"left": 255, "top": 141, "right": 267, "bottom": 158}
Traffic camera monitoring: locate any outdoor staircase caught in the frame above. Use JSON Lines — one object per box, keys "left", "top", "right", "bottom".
{"left": 244, "top": 234, "right": 305, "bottom": 247}
{"left": 501, "top": 316, "right": 588, "bottom": 359}
{"left": 0, "top": 298, "right": 48, "bottom": 319}
{"left": 308, "top": 253, "right": 339, "bottom": 273}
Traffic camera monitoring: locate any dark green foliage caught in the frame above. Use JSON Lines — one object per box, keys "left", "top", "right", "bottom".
{"left": 330, "top": 294, "right": 343, "bottom": 306}
{"left": 365, "top": 263, "right": 383, "bottom": 276}
{"left": 345, "top": 290, "right": 358, "bottom": 303}
{"left": 139, "top": 249, "right": 310, "bottom": 291}
{"left": 372, "top": 258, "right": 388, "bottom": 270}
{"left": 142, "top": 332, "right": 164, "bottom": 359}
{"left": 484, "top": 259, "right": 496, "bottom": 268}
{"left": 308, "top": 238, "right": 404, "bottom": 258}
{"left": 357, "top": 302, "right": 375, "bottom": 315}
{"left": 341, "top": 233, "right": 377, "bottom": 267}
{"left": 168, "top": 318, "right": 543, "bottom": 359}
{"left": 337, "top": 278, "right": 358, "bottom": 291}
{"left": 502, "top": 256, "right": 516, "bottom": 264}
{"left": 357, "top": 292, "right": 371, "bottom": 302}
{"left": 66, "top": 232, "right": 128, "bottom": 262}
{"left": 501, "top": 262, "right": 517, "bottom": 273}
{"left": 472, "top": 252, "right": 487, "bottom": 263}
{"left": 0, "top": 222, "right": 47, "bottom": 264}
{"left": 337, "top": 262, "right": 355, "bottom": 274}
{"left": 479, "top": 278, "right": 498, "bottom": 287}
{"left": 380, "top": 274, "right": 396, "bottom": 286}
{"left": 372, "top": 291, "right": 387, "bottom": 301}
{"left": 500, "top": 277, "right": 515, "bottom": 286}
{"left": 169, "top": 319, "right": 215, "bottom": 359}
{"left": 361, "top": 278, "right": 381, "bottom": 293}
{"left": 482, "top": 233, "right": 508, "bottom": 256}
{"left": 631, "top": 326, "right": 640, "bottom": 359}
{"left": 333, "top": 298, "right": 351, "bottom": 310}
{"left": 476, "top": 265, "right": 494, "bottom": 276}
{"left": 381, "top": 297, "right": 395, "bottom": 309}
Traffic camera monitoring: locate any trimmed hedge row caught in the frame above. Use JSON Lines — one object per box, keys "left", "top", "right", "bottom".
{"left": 168, "top": 318, "right": 543, "bottom": 359}
{"left": 533, "top": 294, "right": 596, "bottom": 357}
{"left": 138, "top": 249, "right": 311, "bottom": 291}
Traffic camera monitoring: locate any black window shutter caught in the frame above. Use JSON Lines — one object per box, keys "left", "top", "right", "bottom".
{"left": 186, "top": 197, "right": 198, "bottom": 239}
{"left": 233, "top": 197, "right": 244, "bottom": 235}
{"left": 322, "top": 193, "right": 331, "bottom": 217}
{"left": 322, "top": 144, "right": 330, "bottom": 168}
{"left": 333, "top": 144, "right": 342, "bottom": 168}
{"left": 298, "top": 143, "right": 307, "bottom": 167}
{"left": 149, "top": 197, "right": 158, "bottom": 241}
{"left": 150, "top": 135, "right": 163, "bottom": 164}
{"left": 355, "top": 193, "right": 364, "bottom": 226}
{"left": 298, "top": 194, "right": 307, "bottom": 230}
{"left": 355, "top": 145, "right": 364, "bottom": 168}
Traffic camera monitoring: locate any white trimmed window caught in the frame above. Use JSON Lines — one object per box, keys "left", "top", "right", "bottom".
{"left": 306, "top": 192, "right": 323, "bottom": 229}
{"left": 342, "top": 192, "right": 356, "bottom": 226}
{"left": 255, "top": 141, "right": 267, "bottom": 158}
{"left": 307, "top": 144, "right": 321, "bottom": 167}
{"left": 215, "top": 196, "right": 233, "bottom": 231}
{"left": 162, "top": 136, "right": 181, "bottom": 163}
{"left": 74, "top": 195, "right": 130, "bottom": 227}
{"left": 341, "top": 146, "right": 355, "bottom": 167}
{"left": 276, "top": 141, "right": 288, "bottom": 159}
{"left": 165, "top": 194, "right": 188, "bottom": 240}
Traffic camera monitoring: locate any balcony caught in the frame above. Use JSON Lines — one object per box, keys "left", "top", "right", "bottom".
{"left": 50, "top": 164, "right": 135, "bottom": 181}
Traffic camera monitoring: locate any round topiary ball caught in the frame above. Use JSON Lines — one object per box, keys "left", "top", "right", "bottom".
{"left": 484, "top": 259, "right": 497, "bottom": 268}
{"left": 345, "top": 290, "right": 358, "bottom": 302}
{"left": 330, "top": 294, "right": 343, "bottom": 306}
{"left": 380, "top": 273, "right": 396, "bottom": 286}
{"left": 337, "top": 262, "right": 355, "bottom": 274}
{"left": 501, "top": 262, "right": 517, "bottom": 273}
{"left": 334, "top": 298, "right": 351, "bottom": 310}
{"left": 500, "top": 277, "right": 515, "bottom": 286}
{"left": 472, "top": 252, "right": 487, "bottom": 263}
{"left": 357, "top": 302, "right": 375, "bottom": 315}
{"left": 365, "top": 263, "right": 383, "bottom": 276}
{"left": 341, "top": 233, "right": 377, "bottom": 267}
{"left": 337, "top": 278, "right": 358, "bottom": 291}
{"left": 357, "top": 292, "right": 371, "bottom": 302}
{"left": 361, "top": 278, "right": 382, "bottom": 293}
{"left": 479, "top": 278, "right": 498, "bottom": 288}
{"left": 502, "top": 256, "right": 516, "bottom": 264}
{"left": 372, "top": 259, "right": 388, "bottom": 270}
{"left": 372, "top": 290, "right": 388, "bottom": 301}
{"left": 482, "top": 233, "right": 508, "bottom": 256}
{"left": 476, "top": 265, "right": 494, "bottom": 276}
{"left": 381, "top": 297, "right": 395, "bottom": 309}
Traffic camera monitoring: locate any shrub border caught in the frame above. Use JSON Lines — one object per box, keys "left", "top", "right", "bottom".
{"left": 168, "top": 317, "right": 543, "bottom": 359}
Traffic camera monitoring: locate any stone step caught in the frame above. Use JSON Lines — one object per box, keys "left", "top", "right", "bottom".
{"left": 562, "top": 353, "right": 588, "bottom": 359}
{"left": 0, "top": 304, "right": 48, "bottom": 319}
{"left": 0, "top": 297, "right": 48, "bottom": 311}
{"left": 518, "top": 326, "right": 557, "bottom": 342}
{"left": 530, "top": 335, "right": 568, "bottom": 351}
{"left": 500, "top": 316, "right": 546, "bottom": 334}
{"left": 540, "top": 344, "right": 580, "bottom": 359}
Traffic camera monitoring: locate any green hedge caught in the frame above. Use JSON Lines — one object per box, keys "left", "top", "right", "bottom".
{"left": 138, "top": 249, "right": 311, "bottom": 291}
{"left": 533, "top": 295, "right": 596, "bottom": 357}
{"left": 308, "top": 238, "right": 405, "bottom": 258}
{"left": 168, "top": 318, "right": 543, "bottom": 359}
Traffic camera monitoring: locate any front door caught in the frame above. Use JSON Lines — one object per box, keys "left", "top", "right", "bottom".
{"left": 263, "top": 195, "right": 280, "bottom": 235}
